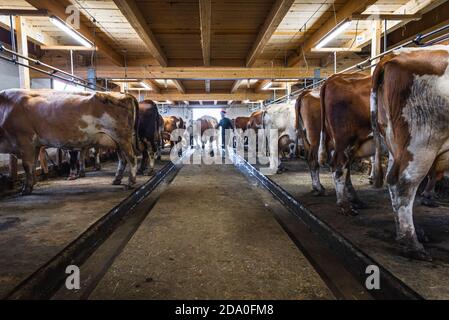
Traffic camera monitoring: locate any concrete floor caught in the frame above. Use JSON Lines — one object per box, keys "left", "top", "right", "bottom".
{"left": 269, "top": 159, "right": 449, "bottom": 299}
{"left": 91, "top": 164, "right": 333, "bottom": 300}
{"left": 0, "top": 159, "right": 166, "bottom": 298}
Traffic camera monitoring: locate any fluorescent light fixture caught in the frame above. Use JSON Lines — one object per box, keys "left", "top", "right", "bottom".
{"left": 49, "top": 16, "right": 93, "bottom": 48}
{"left": 316, "top": 20, "right": 352, "bottom": 49}
{"left": 227, "top": 100, "right": 233, "bottom": 105}
{"left": 166, "top": 100, "right": 173, "bottom": 104}
{"left": 243, "top": 99, "right": 250, "bottom": 104}
{"left": 184, "top": 100, "right": 189, "bottom": 105}
{"left": 262, "top": 81, "right": 272, "bottom": 90}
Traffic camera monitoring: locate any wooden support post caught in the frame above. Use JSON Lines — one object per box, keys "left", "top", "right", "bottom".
{"left": 9, "top": 16, "right": 31, "bottom": 181}
{"left": 15, "top": 16, "right": 30, "bottom": 89}
{"left": 371, "top": 19, "right": 382, "bottom": 74}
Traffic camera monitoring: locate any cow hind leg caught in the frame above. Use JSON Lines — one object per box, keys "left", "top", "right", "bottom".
{"left": 94, "top": 148, "right": 101, "bottom": 171}
{"left": 121, "top": 143, "right": 137, "bottom": 188}
{"left": 420, "top": 169, "right": 442, "bottom": 207}
{"left": 345, "top": 166, "right": 367, "bottom": 209}
{"left": 68, "top": 151, "right": 79, "bottom": 180}
{"left": 21, "top": 149, "right": 37, "bottom": 195}
{"left": 388, "top": 158, "right": 434, "bottom": 261}
{"left": 78, "top": 149, "right": 87, "bottom": 178}
{"left": 309, "top": 155, "right": 325, "bottom": 196}
{"left": 112, "top": 151, "right": 127, "bottom": 185}
{"left": 137, "top": 144, "right": 148, "bottom": 175}
{"left": 333, "top": 165, "right": 357, "bottom": 216}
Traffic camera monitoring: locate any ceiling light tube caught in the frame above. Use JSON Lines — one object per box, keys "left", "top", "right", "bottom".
{"left": 315, "top": 20, "right": 352, "bottom": 49}
{"left": 49, "top": 16, "right": 93, "bottom": 48}
{"left": 262, "top": 81, "right": 272, "bottom": 90}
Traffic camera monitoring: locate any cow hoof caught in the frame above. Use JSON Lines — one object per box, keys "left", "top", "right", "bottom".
{"left": 313, "top": 188, "right": 325, "bottom": 196}
{"left": 338, "top": 204, "right": 358, "bottom": 216}
{"left": 79, "top": 171, "right": 86, "bottom": 178}
{"left": 112, "top": 178, "right": 122, "bottom": 185}
{"left": 420, "top": 196, "right": 439, "bottom": 208}
{"left": 402, "top": 247, "right": 433, "bottom": 262}
{"left": 21, "top": 186, "right": 33, "bottom": 195}
{"left": 67, "top": 175, "right": 78, "bottom": 181}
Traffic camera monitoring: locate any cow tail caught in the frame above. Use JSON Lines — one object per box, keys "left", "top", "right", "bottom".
{"left": 295, "top": 93, "right": 310, "bottom": 152}
{"left": 317, "top": 83, "right": 327, "bottom": 166}
{"left": 132, "top": 97, "right": 141, "bottom": 154}
{"left": 371, "top": 61, "right": 386, "bottom": 187}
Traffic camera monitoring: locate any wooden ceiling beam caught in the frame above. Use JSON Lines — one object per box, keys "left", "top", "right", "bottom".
{"left": 199, "top": 0, "right": 211, "bottom": 66}
{"left": 172, "top": 80, "right": 185, "bottom": 94}
{"left": 54, "top": 65, "right": 338, "bottom": 80}
{"left": 142, "top": 79, "right": 160, "bottom": 93}
{"left": 143, "top": 91, "right": 271, "bottom": 102}
{"left": 287, "top": 0, "right": 376, "bottom": 67}
{"left": 231, "top": 80, "right": 243, "bottom": 93}
{"left": 113, "top": 0, "right": 168, "bottom": 67}
{"left": 342, "top": 0, "right": 441, "bottom": 50}
{"left": 246, "top": 0, "right": 295, "bottom": 67}
{"left": 25, "top": 0, "right": 123, "bottom": 66}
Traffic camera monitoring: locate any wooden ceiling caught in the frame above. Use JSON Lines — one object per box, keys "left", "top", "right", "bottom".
{"left": 0, "top": 0, "right": 447, "bottom": 103}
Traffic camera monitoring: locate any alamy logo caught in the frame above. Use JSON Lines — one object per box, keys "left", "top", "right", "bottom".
{"left": 65, "top": 5, "right": 80, "bottom": 30}
{"left": 365, "top": 265, "right": 380, "bottom": 290}
{"left": 65, "top": 265, "right": 80, "bottom": 290}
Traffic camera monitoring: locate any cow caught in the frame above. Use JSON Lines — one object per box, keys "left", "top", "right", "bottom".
{"left": 318, "top": 73, "right": 383, "bottom": 216}
{"left": 138, "top": 100, "right": 163, "bottom": 175}
{"left": 371, "top": 45, "right": 449, "bottom": 260}
{"left": 162, "top": 115, "right": 185, "bottom": 148}
{"left": 189, "top": 115, "right": 219, "bottom": 155}
{"left": 295, "top": 89, "right": 326, "bottom": 195}
{"left": 0, "top": 89, "right": 139, "bottom": 194}
{"left": 247, "top": 110, "right": 263, "bottom": 131}
{"left": 234, "top": 116, "right": 250, "bottom": 131}
{"left": 233, "top": 116, "right": 250, "bottom": 147}
{"left": 263, "top": 102, "right": 298, "bottom": 174}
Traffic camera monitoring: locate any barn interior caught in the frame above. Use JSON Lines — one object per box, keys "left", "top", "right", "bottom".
{"left": 1, "top": 0, "right": 449, "bottom": 302}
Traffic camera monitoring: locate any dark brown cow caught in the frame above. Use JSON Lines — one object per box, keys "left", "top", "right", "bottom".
{"left": 138, "top": 100, "right": 163, "bottom": 175}
{"left": 0, "top": 89, "right": 139, "bottom": 194}
{"left": 295, "top": 88, "right": 326, "bottom": 195}
{"left": 318, "top": 73, "right": 383, "bottom": 215}
{"left": 371, "top": 46, "right": 449, "bottom": 260}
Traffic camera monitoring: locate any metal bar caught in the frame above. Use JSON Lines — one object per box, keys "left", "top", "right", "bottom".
{"left": 9, "top": 15, "right": 15, "bottom": 60}
{"left": 0, "top": 9, "right": 48, "bottom": 17}
{"left": 0, "top": 54, "right": 104, "bottom": 91}
{"left": 231, "top": 151, "right": 423, "bottom": 300}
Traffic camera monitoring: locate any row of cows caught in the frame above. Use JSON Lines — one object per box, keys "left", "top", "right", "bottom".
{"left": 0, "top": 45, "right": 447, "bottom": 259}
{"left": 252, "top": 45, "right": 449, "bottom": 260}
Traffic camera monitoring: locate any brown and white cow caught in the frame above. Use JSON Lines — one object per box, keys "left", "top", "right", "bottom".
{"left": 247, "top": 110, "right": 263, "bottom": 131}
{"left": 318, "top": 73, "right": 383, "bottom": 215}
{"left": 190, "top": 115, "right": 219, "bottom": 155}
{"left": 0, "top": 89, "right": 139, "bottom": 194}
{"left": 295, "top": 88, "right": 326, "bottom": 195}
{"left": 371, "top": 46, "right": 449, "bottom": 260}
{"left": 138, "top": 100, "right": 163, "bottom": 175}
{"left": 162, "top": 115, "right": 185, "bottom": 148}
{"left": 263, "top": 102, "right": 298, "bottom": 174}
